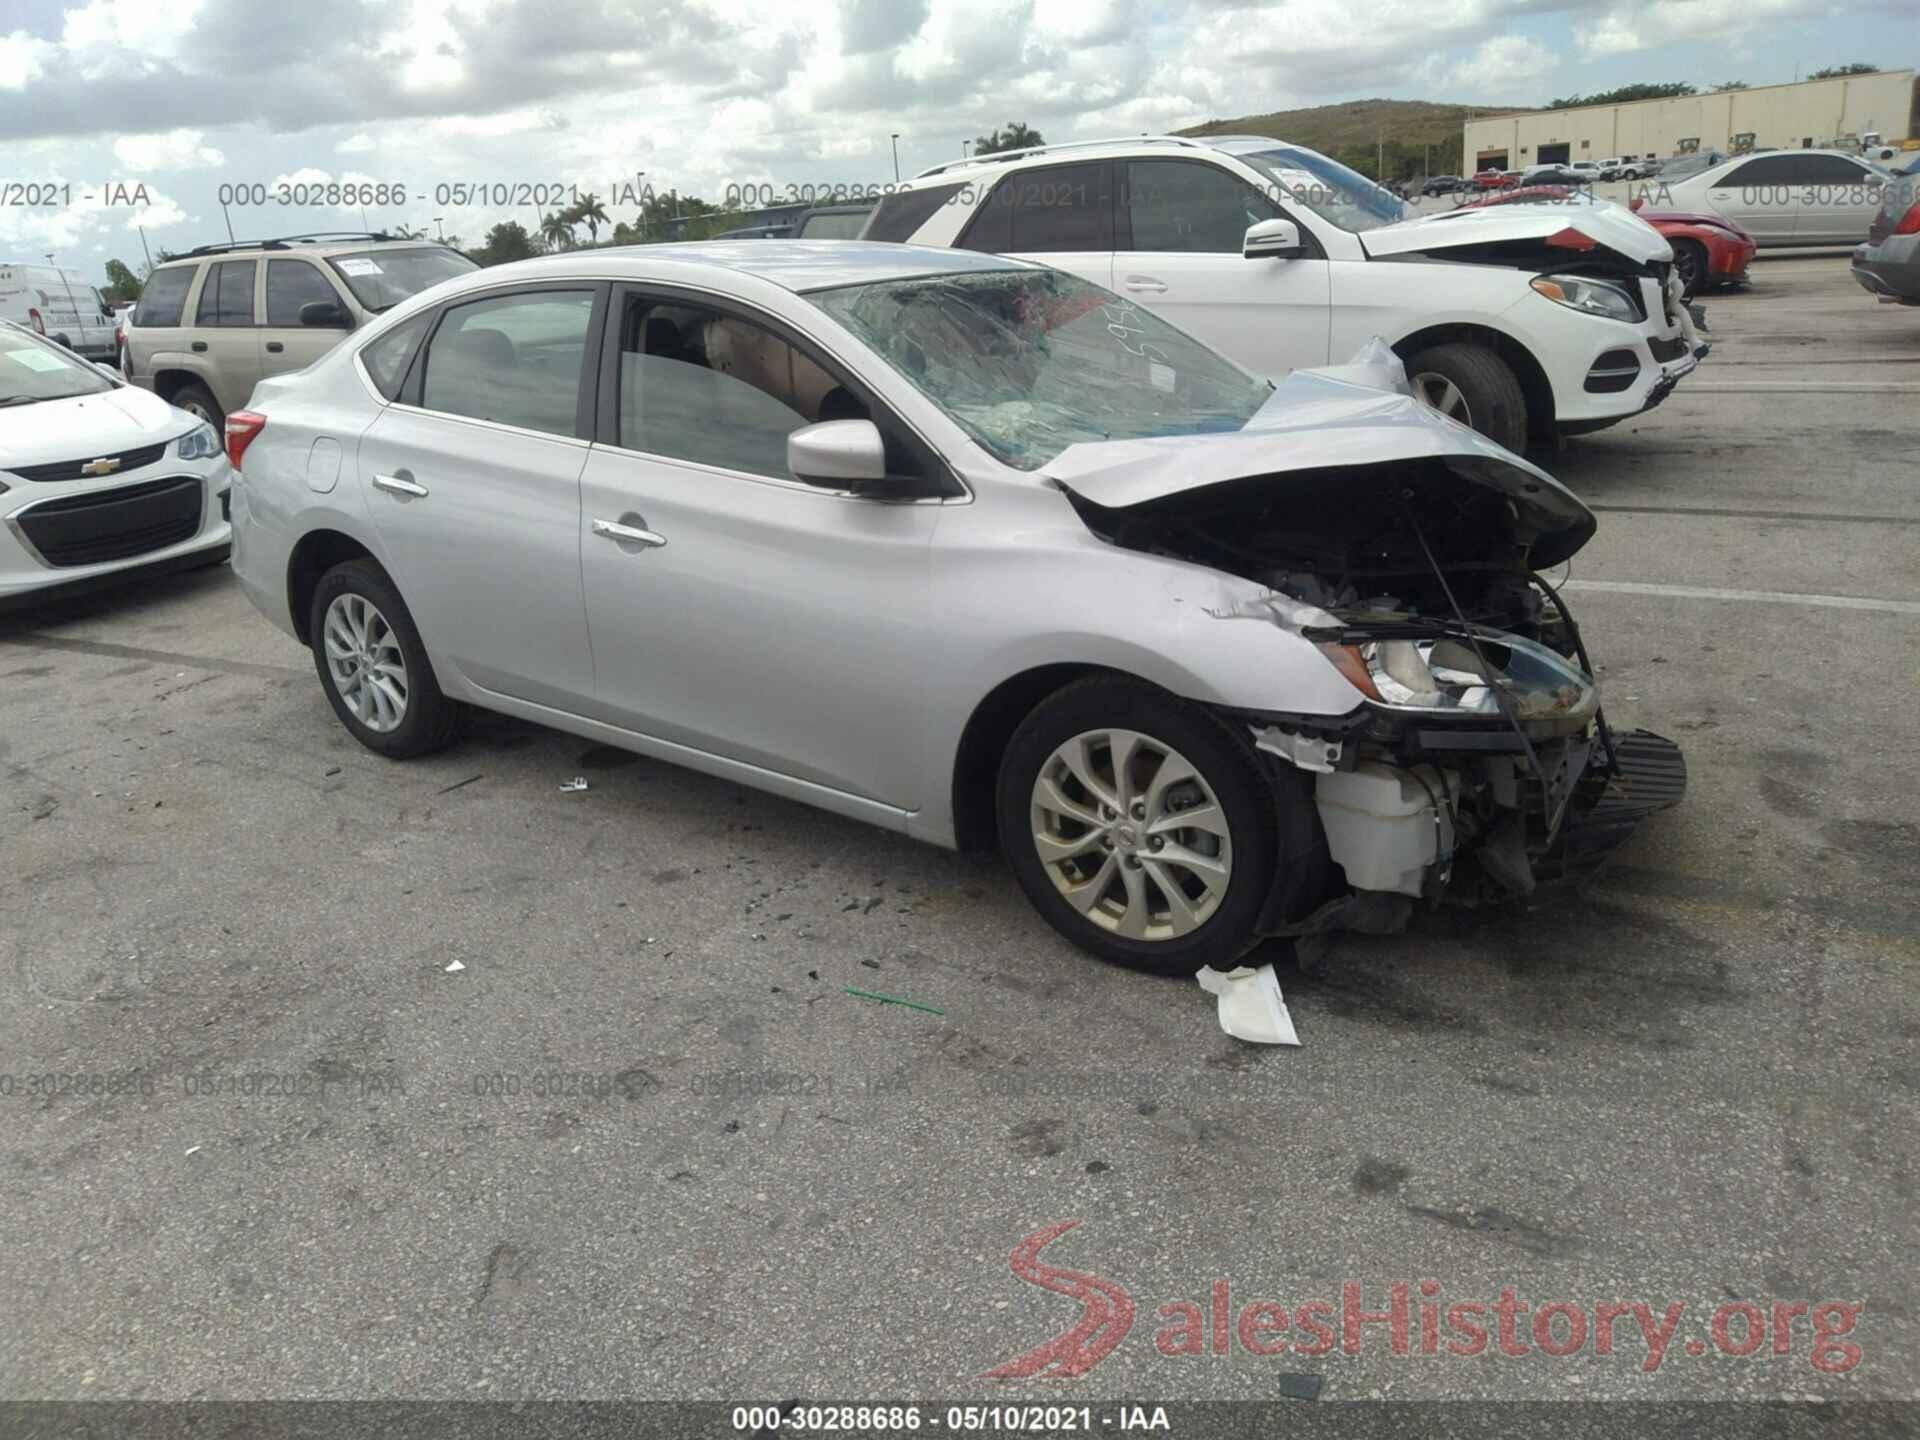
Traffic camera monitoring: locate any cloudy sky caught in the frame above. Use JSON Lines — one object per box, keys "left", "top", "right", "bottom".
{"left": 0, "top": 0, "right": 1906, "bottom": 281}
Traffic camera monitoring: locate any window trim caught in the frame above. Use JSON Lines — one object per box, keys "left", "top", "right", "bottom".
{"left": 591, "top": 280, "right": 966, "bottom": 502}
{"left": 386, "top": 281, "right": 610, "bottom": 442}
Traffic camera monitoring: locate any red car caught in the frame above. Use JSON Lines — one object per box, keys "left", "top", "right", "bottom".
{"left": 1471, "top": 169, "right": 1519, "bottom": 191}
{"left": 1455, "top": 185, "right": 1755, "bottom": 295}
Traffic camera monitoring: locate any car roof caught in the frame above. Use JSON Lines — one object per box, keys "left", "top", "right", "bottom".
{"left": 468, "top": 240, "right": 1031, "bottom": 294}
{"left": 154, "top": 237, "right": 454, "bottom": 268}
{"left": 906, "top": 133, "right": 1329, "bottom": 187}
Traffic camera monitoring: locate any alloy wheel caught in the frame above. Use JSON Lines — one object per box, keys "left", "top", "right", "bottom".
{"left": 322, "top": 593, "right": 409, "bottom": 733}
{"left": 1029, "top": 728, "right": 1233, "bottom": 941}
{"left": 1412, "top": 371, "right": 1472, "bottom": 426}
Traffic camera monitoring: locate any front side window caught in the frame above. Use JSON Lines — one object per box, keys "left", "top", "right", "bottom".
{"left": 360, "top": 313, "right": 432, "bottom": 400}
{"left": 807, "top": 268, "right": 1270, "bottom": 471}
{"left": 133, "top": 265, "right": 195, "bottom": 327}
{"left": 1236, "top": 147, "right": 1412, "bottom": 233}
{"left": 327, "top": 247, "right": 478, "bottom": 314}
{"left": 195, "top": 260, "right": 256, "bottom": 327}
{"left": 612, "top": 296, "right": 869, "bottom": 480}
{"left": 266, "top": 259, "right": 343, "bottom": 326}
{"left": 1124, "top": 161, "right": 1278, "bottom": 253}
{"left": 1792, "top": 154, "right": 1875, "bottom": 184}
{"left": 418, "top": 290, "right": 594, "bottom": 436}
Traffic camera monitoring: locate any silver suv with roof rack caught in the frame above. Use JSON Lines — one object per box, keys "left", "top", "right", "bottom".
{"left": 123, "top": 232, "right": 478, "bottom": 428}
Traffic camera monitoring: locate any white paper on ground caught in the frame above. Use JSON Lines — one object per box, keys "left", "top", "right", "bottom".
{"left": 1194, "top": 963, "right": 1301, "bottom": 1046}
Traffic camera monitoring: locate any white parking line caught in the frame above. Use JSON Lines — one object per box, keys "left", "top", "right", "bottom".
{"left": 1684, "top": 383, "right": 1920, "bottom": 394}
{"left": 1565, "top": 579, "right": 1920, "bottom": 615}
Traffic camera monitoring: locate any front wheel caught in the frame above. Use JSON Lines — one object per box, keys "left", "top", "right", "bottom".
{"left": 172, "top": 381, "right": 223, "bottom": 430}
{"left": 1403, "top": 341, "right": 1529, "bottom": 452}
{"left": 1671, "top": 238, "right": 1708, "bottom": 298}
{"left": 996, "top": 678, "right": 1281, "bottom": 975}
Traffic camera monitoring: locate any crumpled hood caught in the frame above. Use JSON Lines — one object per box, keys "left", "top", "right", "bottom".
{"left": 0, "top": 384, "right": 194, "bottom": 471}
{"left": 1043, "top": 368, "right": 1597, "bottom": 567}
{"left": 1359, "top": 198, "right": 1673, "bottom": 265}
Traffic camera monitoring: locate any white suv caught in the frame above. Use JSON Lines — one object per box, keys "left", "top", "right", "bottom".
{"left": 864, "top": 136, "right": 1705, "bottom": 449}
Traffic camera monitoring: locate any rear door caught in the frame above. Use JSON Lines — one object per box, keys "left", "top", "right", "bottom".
{"left": 355, "top": 284, "right": 603, "bottom": 709}
{"left": 958, "top": 160, "right": 1115, "bottom": 292}
{"left": 260, "top": 257, "right": 355, "bottom": 380}
{"left": 1115, "top": 158, "right": 1331, "bottom": 377}
{"left": 123, "top": 262, "right": 199, "bottom": 387}
{"left": 192, "top": 258, "right": 264, "bottom": 412}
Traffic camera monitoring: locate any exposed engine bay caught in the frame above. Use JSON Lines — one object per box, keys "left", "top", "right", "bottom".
{"left": 1063, "top": 455, "right": 1686, "bottom": 933}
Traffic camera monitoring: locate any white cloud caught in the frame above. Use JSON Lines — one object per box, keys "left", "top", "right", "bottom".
{"left": 1448, "top": 35, "right": 1557, "bottom": 96}
{"left": 1574, "top": 0, "right": 1828, "bottom": 57}
{"left": 60, "top": 0, "right": 204, "bottom": 55}
{"left": 113, "top": 128, "right": 226, "bottom": 171}
{"left": 335, "top": 133, "right": 376, "bottom": 154}
{"left": 0, "top": 30, "right": 54, "bottom": 89}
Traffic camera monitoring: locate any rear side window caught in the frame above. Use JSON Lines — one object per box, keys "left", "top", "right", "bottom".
{"left": 359, "top": 312, "right": 432, "bottom": 400}
{"left": 134, "top": 265, "right": 195, "bottom": 327}
{"left": 266, "top": 259, "right": 342, "bottom": 325}
{"left": 1123, "top": 161, "right": 1276, "bottom": 252}
{"left": 196, "top": 260, "right": 256, "bottom": 327}
{"left": 960, "top": 162, "right": 1113, "bottom": 254}
{"left": 418, "top": 290, "right": 595, "bottom": 436}
{"left": 1721, "top": 155, "right": 1800, "bottom": 186}
{"left": 864, "top": 183, "right": 966, "bottom": 242}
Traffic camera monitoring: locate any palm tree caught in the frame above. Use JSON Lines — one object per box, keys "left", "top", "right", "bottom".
{"left": 574, "top": 193, "right": 609, "bottom": 245}
{"left": 539, "top": 211, "right": 575, "bottom": 251}
{"left": 390, "top": 223, "right": 427, "bottom": 239}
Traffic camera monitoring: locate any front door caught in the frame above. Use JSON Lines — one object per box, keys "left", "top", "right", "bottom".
{"left": 355, "top": 284, "right": 603, "bottom": 709}
{"left": 577, "top": 287, "right": 941, "bottom": 809}
{"left": 260, "top": 257, "right": 356, "bottom": 380}
{"left": 1115, "top": 158, "right": 1332, "bottom": 379}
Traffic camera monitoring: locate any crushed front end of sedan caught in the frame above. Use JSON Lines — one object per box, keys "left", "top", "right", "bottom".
{"left": 1047, "top": 363, "right": 1685, "bottom": 937}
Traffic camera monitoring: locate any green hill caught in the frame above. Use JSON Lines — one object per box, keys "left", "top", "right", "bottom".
{"left": 1179, "top": 98, "right": 1536, "bottom": 181}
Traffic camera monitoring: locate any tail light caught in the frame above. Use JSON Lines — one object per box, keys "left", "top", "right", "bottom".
{"left": 1895, "top": 201, "right": 1920, "bottom": 236}
{"left": 225, "top": 410, "right": 267, "bottom": 471}
{"left": 27, "top": 307, "right": 44, "bottom": 334}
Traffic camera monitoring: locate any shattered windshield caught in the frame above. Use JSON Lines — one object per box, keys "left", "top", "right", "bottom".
{"left": 805, "top": 268, "right": 1272, "bottom": 471}
{"left": 1237, "top": 147, "right": 1414, "bottom": 233}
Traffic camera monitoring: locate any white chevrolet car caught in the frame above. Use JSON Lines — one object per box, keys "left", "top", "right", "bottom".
{"left": 1, "top": 319, "right": 232, "bottom": 610}
{"left": 864, "top": 136, "right": 1706, "bottom": 450}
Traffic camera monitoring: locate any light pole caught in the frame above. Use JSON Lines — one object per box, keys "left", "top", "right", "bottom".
{"left": 434, "top": 216, "right": 445, "bottom": 240}
{"left": 220, "top": 199, "right": 236, "bottom": 244}
{"left": 962, "top": 139, "right": 971, "bottom": 158}
{"left": 891, "top": 133, "right": 901, "bottom": 181}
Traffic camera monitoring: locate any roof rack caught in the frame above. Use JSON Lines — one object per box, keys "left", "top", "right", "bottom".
{"left": 914, "top": 134, "right": 1211, "bottom": 179}
{"left": 179, "top": 231, "right": 400, "bottom": 259}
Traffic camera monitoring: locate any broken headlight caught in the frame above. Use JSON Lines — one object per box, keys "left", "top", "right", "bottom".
{"left": 1530, "top": 274, "right": 1642, "bottom": 323}
{"left": 1319, "top": 631, "right": 1598, "bottom": 722}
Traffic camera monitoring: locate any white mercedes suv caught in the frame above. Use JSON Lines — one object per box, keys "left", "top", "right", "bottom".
{"left": 863, "top": 136, "right": 1707, "bottom": 450}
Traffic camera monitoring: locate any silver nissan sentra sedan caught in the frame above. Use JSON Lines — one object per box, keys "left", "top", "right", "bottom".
{"left": 227, "top": 241, "right": 1683, "bottom": 972}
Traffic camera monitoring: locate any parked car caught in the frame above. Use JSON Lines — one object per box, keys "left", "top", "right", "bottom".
{"left": 1473, "top": 169, "right": 1519, "bottom": 191}
{"left": 1852, "top": 167, "right": 1920, "bottom": 304}
{"left": 115, "top": 303, "right": 136, "bottom": 374}
{"left": 795, "top": 202, "right": 877, "bottom": 239}
{"left": 713, "top": 222, "right": 796, "bottom": 239}
{"left": 1421, "top": 174, "right": 1468, "bottom": 196}
{"left": 226, "top": 242, "right": 1683, "bottom": 969}
{"left": 1569, "top": 161, "right": 1601, "bottom": 182}
{"left": 862, "top": 135, "right": 1705, "bottom": 449}
{"left": 1463, "top": 186, "right": 1756, "bottom": 296}
{"left": 0, "top": 262, "right": 118, "bottom": 360}
{"left": 0, "top": 318, "right": 231, "bottom": 609}
{"left": 1521, "top": 164, "right": 1590, "bottom": 187}
{"left": 124, "top": 233, "right": 479, "bottom": 430}
{"left": 1656, "top": 148, "right": 1889, "bottom": 245}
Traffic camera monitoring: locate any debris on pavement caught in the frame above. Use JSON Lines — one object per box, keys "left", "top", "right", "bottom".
{"left": 444, "top": 959, "right": 466, "bottom": 973}
{"left": 1195, "top": 963, "right": 1301, "bottom": 1046}
{"left": 844, "top": 986, "right": 944, "bottom": 1016}
{"left": 559, "top": 777, "right": 589, "bottom": 793}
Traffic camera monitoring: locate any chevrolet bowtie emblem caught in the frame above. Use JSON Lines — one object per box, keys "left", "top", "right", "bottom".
{"left": 80, "top": 457, "right": 120, "bottom": 476}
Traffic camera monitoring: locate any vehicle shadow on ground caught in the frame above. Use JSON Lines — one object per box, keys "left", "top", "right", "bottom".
{"left": 0, "top": 559, "right": 235, "bottom": 638}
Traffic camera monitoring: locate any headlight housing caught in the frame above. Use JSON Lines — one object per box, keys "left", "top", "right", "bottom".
{"left": 176, "top": 422, "right": 221, "bottom": 461}
{"left": 1530, "top": 273, "right": 1643, "bottom": 323}
{"left": 1318, "top": 631, "right": 1598, "bottom": 724}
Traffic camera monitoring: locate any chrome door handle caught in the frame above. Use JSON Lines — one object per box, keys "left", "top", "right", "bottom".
{"left": 592, "top": 517, "right": 667, "bottom": 548}
{"left": 372, "top": 472, "right": 428, "bottom": 498}
{"left": 1122, "top": 275, "right": 1168, "bottom": 293}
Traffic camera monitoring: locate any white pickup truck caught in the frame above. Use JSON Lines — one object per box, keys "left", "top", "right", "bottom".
{"left": 0, "top": 263, "right": 118, "bottom": 361}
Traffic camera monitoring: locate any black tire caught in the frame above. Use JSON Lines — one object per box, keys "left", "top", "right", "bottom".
{"left": 1403, "top": 341, "right": 1529, "bottom": 451}
{"left": 1671, "top": 238, "right": 1708, "bottom": 298}
{"left": 308, "top": 558, "right": 464, "bottom": 759}
{"left": 172, "top": 381, "right": 223, "bottom": 430}
{"left": 996, "top": 677, "right": 1284, "bottom": 976}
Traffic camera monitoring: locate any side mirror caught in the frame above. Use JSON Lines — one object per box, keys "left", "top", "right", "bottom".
{"left": 1244, "top": 218, "right": 1304, "bottom": 260}
{"left": 788, "top": 419, "right": 888, "bottom": 488}
{"left": 299, "top": 300, "right": 352, "bottom": 329}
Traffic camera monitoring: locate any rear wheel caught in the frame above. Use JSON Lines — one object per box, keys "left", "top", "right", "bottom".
{"left": 172, "top": 381, "right": 223, "bottom": 430}
{"left": 1671, "top": 238, "right": 1708, "bottom": 298}
{"left": 308, "top": 559, "right": 464, "bottom": 758}
{"left": 996, "top": 678, "right": 1282, "bottom": 975}
{"left": 1404, "top": 341, "right": 1529, "bottom": 451}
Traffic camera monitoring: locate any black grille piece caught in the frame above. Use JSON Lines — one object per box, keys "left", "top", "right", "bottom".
{"left": 1647, "top": 335, "right": 1690, "bottom": 363}
{"left": 15, "top": 476, "right": 203, "bottom": 568}
{"left": 1584, "top": 348, "right": 1641, "bottom": 394}
{"left": 5, "top": 442, "right": 169, "bottom": 484}
{"left": 1537, "top": 729, "right": 1687, "bottom": 885}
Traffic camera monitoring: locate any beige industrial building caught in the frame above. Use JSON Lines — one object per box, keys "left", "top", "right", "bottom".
{"left": 1464, "top": 68, "right": 1918, "bottom": 171}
